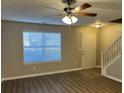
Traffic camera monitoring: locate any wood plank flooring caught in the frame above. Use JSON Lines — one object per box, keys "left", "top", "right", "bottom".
{"left": 2, "top": 68, "right": 122, "bottom": 93}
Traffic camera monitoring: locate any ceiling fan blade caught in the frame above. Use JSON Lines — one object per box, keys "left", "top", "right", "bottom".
{"left": 73, "top": 12, "right": 97, "bottom": 17}
{"left": 27, "top": 14, "right": 64, "bottom": 19}
{"left": 39, "top": 14, "right": 64, "bottom": 19}
{"left": 73, "top": 3, "right": 92, "bottom": 12}
{"left": 80, "top": 3, "right": 92, "bottom": 10}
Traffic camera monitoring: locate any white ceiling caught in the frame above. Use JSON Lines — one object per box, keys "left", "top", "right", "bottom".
{"left": 1, "top": 0, "right": 122, "bottom": 25}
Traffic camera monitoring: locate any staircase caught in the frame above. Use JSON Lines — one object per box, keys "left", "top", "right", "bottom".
{"left": 101, "top": 34, "right": 122, "bottom": 82}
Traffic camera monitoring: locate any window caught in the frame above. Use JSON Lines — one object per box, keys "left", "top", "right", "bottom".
{"left": 23, "top": 32, "right": 61, "bottom": 64}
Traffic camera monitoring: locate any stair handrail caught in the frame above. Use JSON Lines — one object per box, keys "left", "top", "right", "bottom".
{"left": 101, "top": 34, "right": 121, "bottom": 52}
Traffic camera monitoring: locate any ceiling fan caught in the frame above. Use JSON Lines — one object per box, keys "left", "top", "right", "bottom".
{"left": 44, "top": 0, "right": 97, "bottom": 24}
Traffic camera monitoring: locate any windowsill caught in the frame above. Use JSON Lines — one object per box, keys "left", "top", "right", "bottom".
{"left": 23, "top": 60, "right": 62, "bottom": 65}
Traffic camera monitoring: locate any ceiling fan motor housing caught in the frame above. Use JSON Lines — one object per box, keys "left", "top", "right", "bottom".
{"left": 62, "top": 0, "right": 76, "bottom": 5}
{"left": 64, "top": 7, "right": 74, "bottom": 13}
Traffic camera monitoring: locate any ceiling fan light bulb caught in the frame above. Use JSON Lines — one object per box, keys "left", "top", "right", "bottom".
{"left": 71, "top": 16, "right": 78, "bottom": 23}
{"left": 62, "top": 16, "right": 72, "bottom": 24}
{"left": 62, "top": 16, "right": 78, "bottom": 24}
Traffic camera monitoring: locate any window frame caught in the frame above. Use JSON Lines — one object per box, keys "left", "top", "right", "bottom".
{"left": 22, "top": 31, "right": 62, "bottom": 64}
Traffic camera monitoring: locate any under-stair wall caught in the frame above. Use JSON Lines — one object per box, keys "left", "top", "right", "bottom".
{"left": 107, "top": 56, "right": 122, "bottom": 81}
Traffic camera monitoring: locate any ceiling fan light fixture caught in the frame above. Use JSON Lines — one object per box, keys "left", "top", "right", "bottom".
{"left": 62, "top": 16, "right": 78, "bottom": 24}
{"left": 95, "top": 24, "right": 102, "bottom": 28}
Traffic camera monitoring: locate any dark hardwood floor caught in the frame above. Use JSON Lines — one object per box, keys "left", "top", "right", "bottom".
{"left": 2, "top": 68, "right": 122, "bottom": 93}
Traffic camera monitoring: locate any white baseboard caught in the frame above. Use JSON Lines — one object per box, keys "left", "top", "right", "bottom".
{"left": 103, "top": 74, "right": 122, "bottom": 83}
{"left": 1, "top": 66, "right": 102, "bottom": 82}
{"left": 81, "top": 66, "right": 101, "bottom": 70}
{"left": 2, "top": 68, "right": 82, "bottom": 82}
{"left": 81, "top": 67, "right": 96, "bottom": 70}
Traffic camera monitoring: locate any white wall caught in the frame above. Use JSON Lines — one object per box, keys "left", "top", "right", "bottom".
{"left": 2, "top": 20, "right": 98, "bottom": 79}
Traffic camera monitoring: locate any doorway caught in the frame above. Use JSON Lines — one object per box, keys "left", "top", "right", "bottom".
{"left": 80, "top": 31, "right": 96, "bottom": 69}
